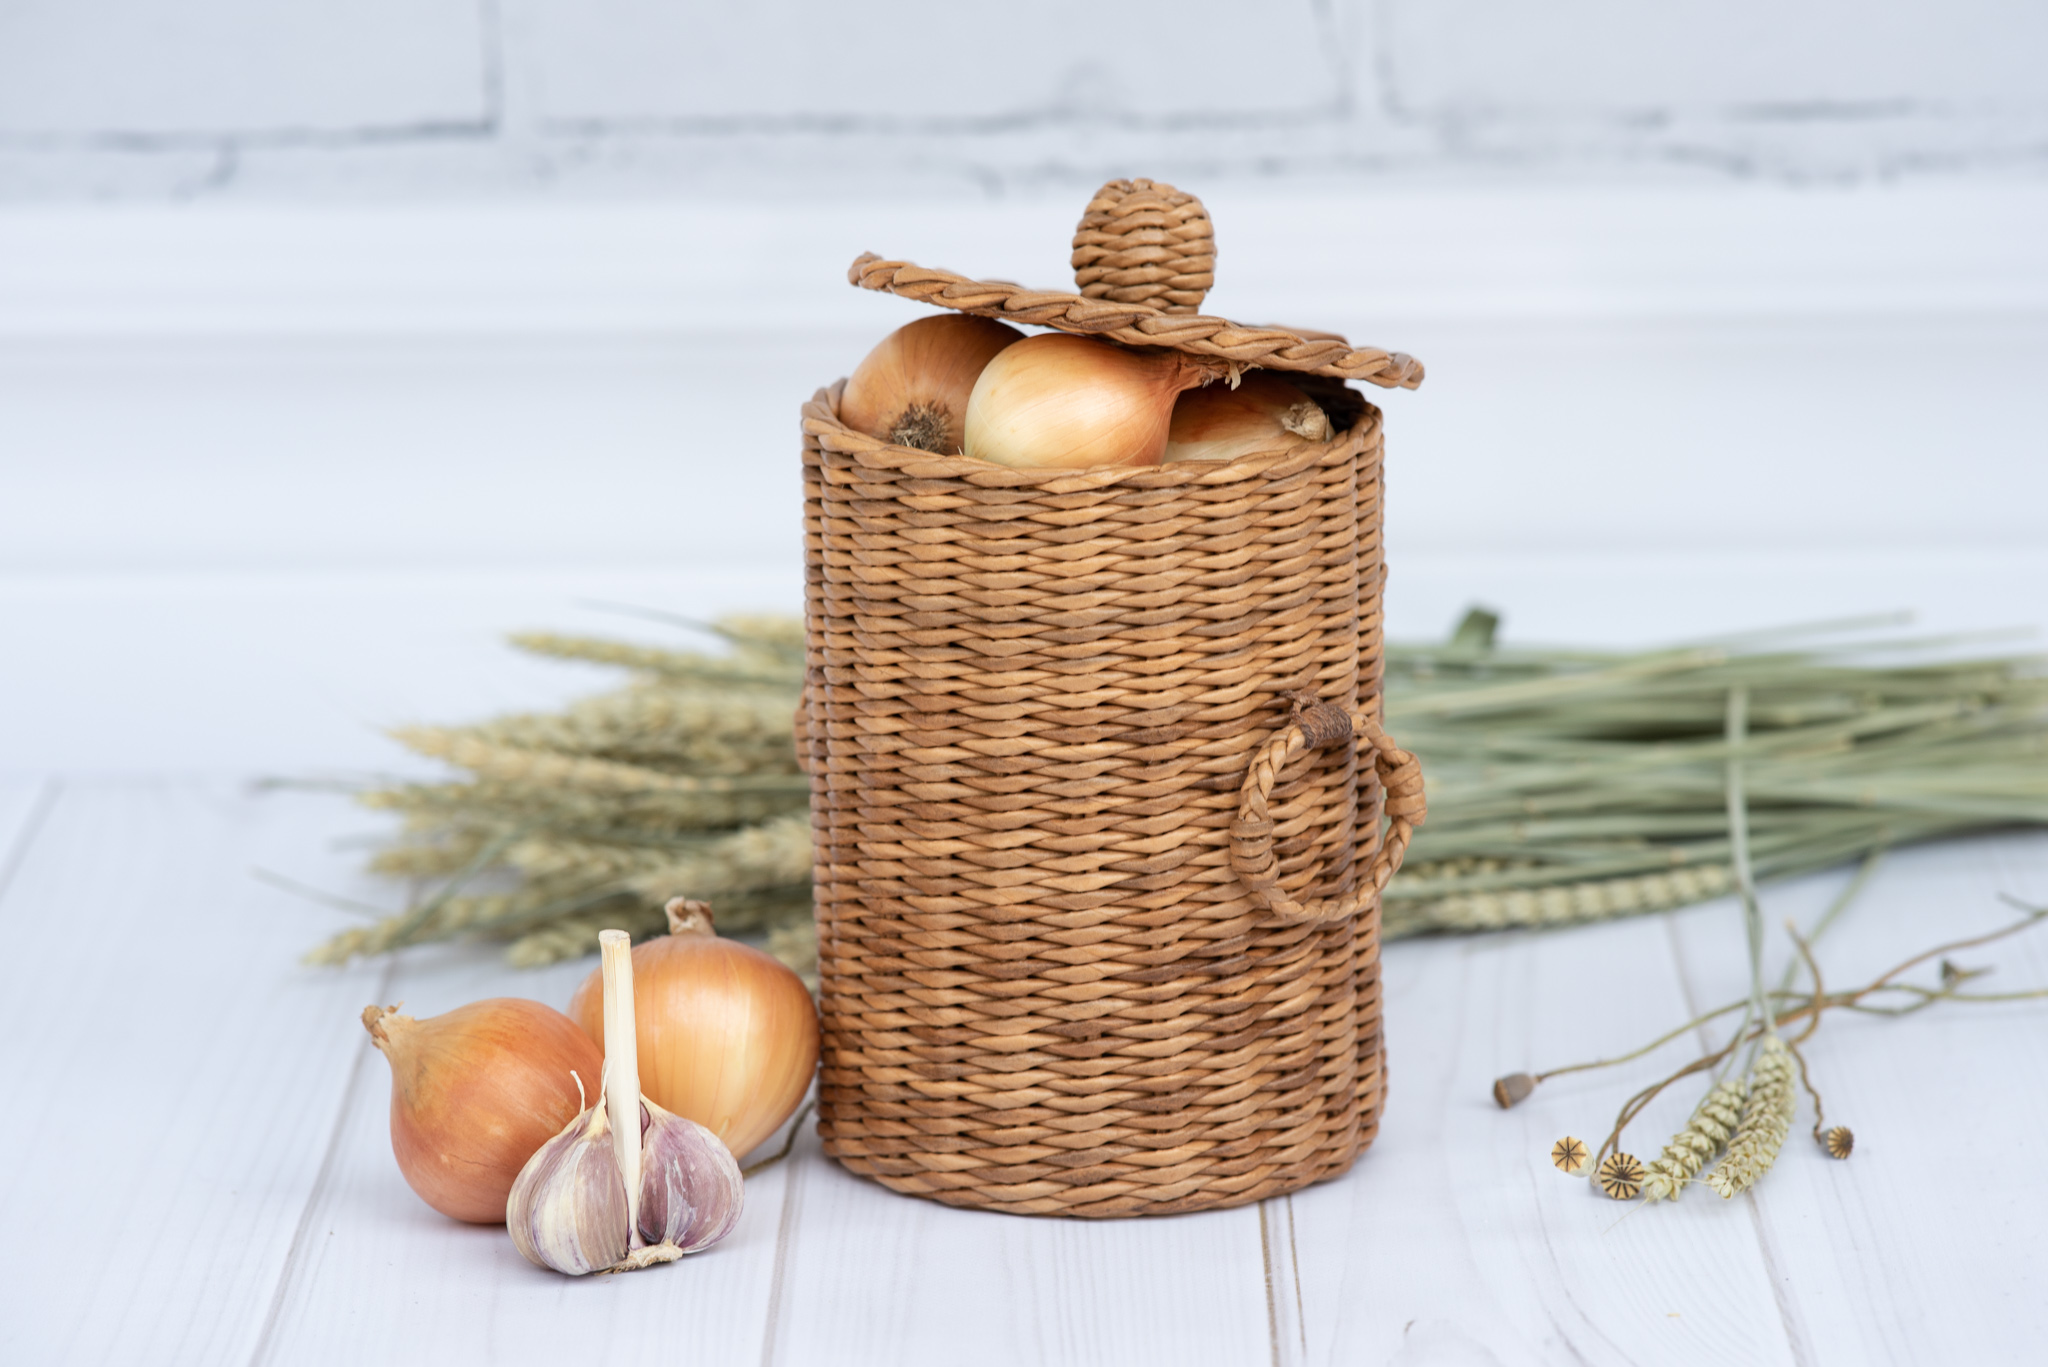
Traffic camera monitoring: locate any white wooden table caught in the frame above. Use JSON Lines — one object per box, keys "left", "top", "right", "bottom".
{"left": 2, "top": 775, "right": 2044, "bottom": 1365}
{"left": 5, "top": 183, "right": 2046, "bottom": 1364}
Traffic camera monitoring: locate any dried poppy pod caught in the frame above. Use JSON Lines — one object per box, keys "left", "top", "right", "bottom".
{"left": 1822, "top": 1126, "right": 1855, "bottom": 1159}
{"left": 1551, "top": 1137, "right": 1589, "bottom": 1174}
{"left": 1494, "top": 1073, "right": 1537, "bottom": 1109}
{"left": 1597, "top": 1152, "right": 1645, "bottom": 1200}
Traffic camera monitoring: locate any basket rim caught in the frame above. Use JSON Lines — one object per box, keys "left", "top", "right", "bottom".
{"left": 847, "top": 251, "right": 1425, "bottom": 391}
{"left": 804, "top": 381, "right": 1380, "bottom": 493}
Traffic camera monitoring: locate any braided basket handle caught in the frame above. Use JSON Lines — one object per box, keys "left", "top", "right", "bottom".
{"left": 1230, "top": 698, "right": 1427, "bottom": 925}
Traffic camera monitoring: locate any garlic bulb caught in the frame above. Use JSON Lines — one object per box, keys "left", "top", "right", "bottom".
{"left": 508, "top": 930, "right": 743, "bottom": 1276}
{"left": 1164, "top": 372, "right": 1332, "bottom": 463}
{"left": 569, "top": 898, "right": 817, "bottom": 1161}
{"left": 362, "top": 998, "right": 602, "bottom": 1224}
{"left": 508, "top": 1088, "right": 742, "bottom": 1275}
{"left": 963, "top": 333, "right": 1220, "bottom": 469}
{"left": 839, "top": 314, "right": 1023, "bottom": 454}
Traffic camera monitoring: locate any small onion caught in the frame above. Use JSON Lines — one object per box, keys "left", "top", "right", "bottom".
{"left": 963, "top": 333, "right": 1220, "bottom": 470}
{"left": 1164, "top": 372, "right": 1333, "bottom": 463}
{"left": 569, "top": 899, "right": 818, "bottom": 1161}
{"left": 839, "top": 314, "right": 1024, "bottom": 454}
{"left": 362, "top": 998, "right": 602, "bottom": 1224}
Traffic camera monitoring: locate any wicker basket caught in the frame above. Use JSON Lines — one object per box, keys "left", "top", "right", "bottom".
{"left": 800, "top": 180, "right": 1426, "bottom": 1218}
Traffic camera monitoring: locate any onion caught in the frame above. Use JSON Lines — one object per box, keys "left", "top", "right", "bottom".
{"left": 839, "top": 314, "right": 1024, "bottom": 454}
{"left": 569, "top": 898, "right": 818, "bottom": 1160}
{"left": 963, "top": 333, "right": 1219, "bottom": 470}
{"left": 362, "top": 998, "right": 603, "bottom": 1224}
{"left": 1164, "top": 372, "right": 1333, "bottom": 463}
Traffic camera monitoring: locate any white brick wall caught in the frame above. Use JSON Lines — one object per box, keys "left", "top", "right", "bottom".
{"left": 1, "top": 0, "right": 2044, "bottom": 199}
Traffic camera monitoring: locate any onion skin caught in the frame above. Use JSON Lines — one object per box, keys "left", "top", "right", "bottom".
{"left": 964, "top": 334, "right": 1216, "bottom": 470}
{"left": 1164, "top": 372, "right": 1333, "bottom": 463}
{"left": 840, "top": 314, "right": 1023, "bottom": 454}
{"left": 569, "top": 900, "right": 819, "bottom": 1161}
{"left": 363, "top": 998, "right": 603, "bottom": 1224}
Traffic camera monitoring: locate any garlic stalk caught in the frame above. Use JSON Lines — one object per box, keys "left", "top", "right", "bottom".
{"left": 507, "top": 929, "right": 744, "bottom": 1275}
{"left": 601, "top": 929, "right": 646, "bottom": 1255}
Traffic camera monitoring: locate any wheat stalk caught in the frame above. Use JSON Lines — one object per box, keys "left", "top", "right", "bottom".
{"left": 460, "top": 685, "right": 800, "bottom": 774}
{"left": 509, "top": 632, "right": 802, "bottom": 685}
{"left": 1640, "top": 1077, "right": 1748, "bottom": 1202}
{"left": 1702, "top": 1035, "right": 1798, "bottom": 1198}
{"left": 361, "top": 779, "right": 806, "bottom": 833}
{"left": 390, "top": 729, "right": 808, "bottom": 797}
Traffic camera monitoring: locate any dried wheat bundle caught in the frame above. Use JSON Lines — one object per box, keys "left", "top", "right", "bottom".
{"left": 310, "top": 615, "right": 813, "bottom": 973}
{"left": 1384, "top": 609, "right": 2048, "bottom": 936}
{"left": 315, "top": 608, "right": 2048, "bottom": 980}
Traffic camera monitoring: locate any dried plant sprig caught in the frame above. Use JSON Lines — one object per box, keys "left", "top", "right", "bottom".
{"left": 459, "top": 685, "right": 801, "bottom": 776}
{"left": 360, "top": 779, "right": 806, "bottom": 835}
{"left": 1703, "top": 1035, "right": 1797, "bottom": 1198}
{"left": 505, "top": 902, "right": 667, "bottom": 968}
{"left": 1495, "top": 849, "right": 1888, "bottom": 1113}
{"left": 1640, "top": 1077, "right": 1748, "bottom": 1202}
{"left": 388, "top": 730, "right": 808, "bottom": 798}
{"left": 1565, "top": 906, "right": 2048, "bottom": 1178}
{"left": 509, "top": 632, "right": 801, "bottom": 687}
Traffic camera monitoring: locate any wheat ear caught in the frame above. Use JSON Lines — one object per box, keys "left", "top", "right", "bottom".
{"left": 1640, "top": 1075, "right": 1749, "bottom": 1202}
{"left": 1703, "top": 1035, "right": 1796, "bottom": 1198}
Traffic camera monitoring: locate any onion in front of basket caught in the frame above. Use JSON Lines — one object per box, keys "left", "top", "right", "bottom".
{"left": 362, "top": 997, "right": 603, "bottom": 1223}
{"left": 568, "top": 897, "right": 818, "bottom": 1162}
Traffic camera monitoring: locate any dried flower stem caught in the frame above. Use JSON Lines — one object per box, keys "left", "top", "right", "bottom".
{"left": 1582, "top": 907, "right": 2048, "bottom": 1170}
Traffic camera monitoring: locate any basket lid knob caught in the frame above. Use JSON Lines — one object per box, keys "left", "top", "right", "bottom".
{"left": 1071, "top": 178, "right": 1215, "bottom": 315}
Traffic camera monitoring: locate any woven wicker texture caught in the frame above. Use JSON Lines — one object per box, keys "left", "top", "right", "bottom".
{"left": 1072, "top": 178, "right": 1216, "bottom": 314}
{"left": 801, "top": 181, "right": 1421, "bottom": 1217}
{"left": 848, "top": 178, "right": 1423, "bottom": 390}
{"left": 800, "top": 405, "right": 1421, "bottom": 1216}
{"left": 1232, "top": 701, "right": 1425, "bottom": 924}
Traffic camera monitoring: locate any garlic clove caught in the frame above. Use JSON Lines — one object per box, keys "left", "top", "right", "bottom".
{"left": 506, "top": 1101, "right": 630, "bottom": 1276}
{"left": 637, "top": 1099, "right": 745, "bottom": 1254}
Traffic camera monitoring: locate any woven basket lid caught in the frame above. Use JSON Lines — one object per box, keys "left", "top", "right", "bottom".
{"left": 849, "top": 177, "right": 1423, "bottom": 390}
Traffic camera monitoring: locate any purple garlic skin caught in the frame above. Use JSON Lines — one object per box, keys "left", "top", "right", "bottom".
{"left": 506, "top": 1104, "right": 629, "bottom": 1276}
{"left": 638, "top": 1100, "right": 745, "bottom": 1253}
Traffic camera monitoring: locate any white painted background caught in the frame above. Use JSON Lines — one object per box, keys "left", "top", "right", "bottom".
{"left": 2, "top": 0, "right": 2046, "bottom": 198}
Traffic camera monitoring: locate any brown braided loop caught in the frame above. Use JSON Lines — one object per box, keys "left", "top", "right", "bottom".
{"left": 1072, "top": 178, "right": 1215, "bottom": 314}
{"left": 1232, "top": 699, "right": 1425, "bottom": 924}
{"left": 847, "top": 253, "right": 1423, "bottom": 390}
